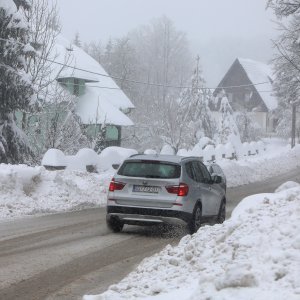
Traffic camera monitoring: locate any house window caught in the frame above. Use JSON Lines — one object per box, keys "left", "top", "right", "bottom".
{"left": 105, "top": 125, "right": 119, "bottom": 141}
{"left": 73, "top": 78, "right": 85, "bottom": 96}
{"left": 245, "top": 92, "right": 250, "bottom": 102}
{"left": 74, "top": 78, "right": 80, "bottom": 96}
{"left": 57, "top": 77, "right": 85, "bottom": 96}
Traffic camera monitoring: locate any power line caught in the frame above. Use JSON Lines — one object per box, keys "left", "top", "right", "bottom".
{"left": 0, "top": 37, "right": 272, "bottom": 91}
{"left": 45, "top": 57, "right": 270, "bottom": 91}
{"left": 63, "top": 81, "right": 273, "bottom": 94}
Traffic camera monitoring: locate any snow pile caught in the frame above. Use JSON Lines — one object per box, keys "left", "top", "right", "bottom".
{"left": 97, "top": 147, "right": 138, "bottom": 172}
{"left": 42, "top": 149, "right": 66, "bottom": 167}
{"left": 219, "top": 144, "right": 300, "bottom": 187}
{"left": 0, "top": 164, "right": 113, "bottom": 220}
{"left": 85, "top": 182, "right": 300, "bottom": 300}
{"left": 144, "top": 149, "right": 157, "bottom": 155}
{"left": 66, "top": 149, "right": 99, "bottom": 171}
{"left": 160, "top": 145, "right": 175, "bottom": 155}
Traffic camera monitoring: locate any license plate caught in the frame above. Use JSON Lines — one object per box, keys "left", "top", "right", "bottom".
{"left": 133, "top": 185, "right": 160, "bottom": 193}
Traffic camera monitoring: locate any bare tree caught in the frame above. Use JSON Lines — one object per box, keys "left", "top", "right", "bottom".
{"left": 268, "top": 2, "right": 300, "bottom": 147}
{"left": 21, "top": 0, "right": 61, "bottom": 130}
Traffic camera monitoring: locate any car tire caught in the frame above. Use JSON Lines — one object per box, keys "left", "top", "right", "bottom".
{"left": 217, "top": 200, "right": 226, "bottom": 224}
{"left": 106, "top": 216, "right": 124, "bottom": 233}
{"left": 188, "top": 204, "right": 202, "bottom": 234}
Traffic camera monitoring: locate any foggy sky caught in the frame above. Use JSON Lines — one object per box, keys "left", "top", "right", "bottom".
{"left": 57, "top": 0, "right": 277, "bottom": 86}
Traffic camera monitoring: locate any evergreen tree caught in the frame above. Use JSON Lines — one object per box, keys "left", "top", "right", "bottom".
{"left": 236, "top": 112, "right": 263, "bottom": 142}
{"left": 0, "top": 0, "right": 35, "bottom": 163}
{"left": 216, "top": 96, "right": 240, "bottom": 144}
{"left": 160, "top": 57, "right": 216, "bottom": 152}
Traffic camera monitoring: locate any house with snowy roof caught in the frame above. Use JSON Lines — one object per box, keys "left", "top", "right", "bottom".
{"left": 17, "top": 35, "right": 135, "bottom": 150}
{"left": 213, "top": 58, "right": 277, "bottom": 133}
{"left": 54, "top": 35, "right": 135, "bottom": 146}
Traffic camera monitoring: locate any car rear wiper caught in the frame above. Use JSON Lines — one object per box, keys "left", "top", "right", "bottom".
{"left": 144, "top": 175, "right": 163, "bottom": 178}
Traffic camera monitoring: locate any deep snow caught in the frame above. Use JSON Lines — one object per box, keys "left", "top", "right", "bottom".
{"left": 84, "top": 181, "right": 300, "bottom": 300}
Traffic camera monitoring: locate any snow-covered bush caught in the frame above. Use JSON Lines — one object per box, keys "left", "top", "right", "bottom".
{"left": 97, "top": 147, "right": 137, "bottom": 172}
{"left": 215, "top": 144, "right": 226, "bottom": 160}
{"left": 225, "top": 142, "right": 235, "bottom": 159}
{"left": 242, "top": 142, "right": 250, "bottom": 156}
{"left": 203, "top": 144, "right": 215, "bottom": 162}
{"left": 144, "top": 149, "right": 157, "bottom": 155}
{"left": 41, "top": 149, "right": 66, "bottom": 167}
{"left": 75, "top": 148, "right": 98, "bottom": 166}
{"left": 197, "top": 137, "right": 215, "bottom": 150}
{"left": 160, "top": 145, "right": 175, "bottom": 155}
{"left": 249, "top": 141, "right": 258, "bottom": 155}
{"left": 177, "top": 148, "right": 189, "bottom": 156}
{"left": 191, "top": 143, "right": 204, "bottom": 157}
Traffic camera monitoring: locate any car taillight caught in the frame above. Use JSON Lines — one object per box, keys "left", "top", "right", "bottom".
{"left": 109, "top": 178, "right": 126, "bottom": 192}
{"left": 166, "top": 183, "right": 189, "bottom": 196}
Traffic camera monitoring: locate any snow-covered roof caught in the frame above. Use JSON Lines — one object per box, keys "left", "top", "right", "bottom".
{"left": 49, "top": 35, "right": 134, "bottom": 126}
{"left": 237, "top": 58, "right": 277, "bottom": 111}
{"left": 76, "top": 86, "right": 133, "bottom": 126}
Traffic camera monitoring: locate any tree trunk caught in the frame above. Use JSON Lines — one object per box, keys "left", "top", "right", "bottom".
{"left": 291, "top": 104, "right": 296, "bottom": 148}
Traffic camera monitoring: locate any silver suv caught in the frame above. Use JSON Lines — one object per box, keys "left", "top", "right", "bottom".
{"left": 106, "top": 154, "right": 226, "bottom": 233}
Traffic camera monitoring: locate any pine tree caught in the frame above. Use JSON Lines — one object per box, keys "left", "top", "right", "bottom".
{"left": 0, "top": 0, "right": 35, "bottom": 163}
{"left": 216, "top": 95, "right": 240, "bottom": 144}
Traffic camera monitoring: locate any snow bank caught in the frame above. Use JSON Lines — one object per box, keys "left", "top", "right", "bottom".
{"left": 0, "top": 164, "right": 113, "bottom": 221}
{"left": 219, "top": 144, "right": 300, "bottom": 187}
{"left": 86, "top": 182, "right": 300, "bottom": 300}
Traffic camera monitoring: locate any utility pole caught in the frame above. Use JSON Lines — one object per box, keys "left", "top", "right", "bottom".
{"left": 196, "top": 55, "right": 200, "bottom": 89}
{"left": 291, "top": 103, "right": 296, "bottom": 148}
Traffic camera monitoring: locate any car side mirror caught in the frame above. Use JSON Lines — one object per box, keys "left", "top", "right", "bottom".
{"left": 112, "top": 164, "right": 120, "bottom": 170}
{"left": 212, "top": 175, "right": 222, "bottom": 184}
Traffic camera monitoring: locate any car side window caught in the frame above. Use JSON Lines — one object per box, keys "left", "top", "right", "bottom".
{"left": 198, "top": 163, "right": 212, "bottom": 183}
{"left": 185, "top": 161, "right": 198, "bottom": 182}
{"left": 191, "top": 161, "right": 205, "bottom": 183}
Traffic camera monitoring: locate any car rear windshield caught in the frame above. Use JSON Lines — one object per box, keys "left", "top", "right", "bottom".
{"left": 118, "top": 160, "right": 181, "bottom": 179}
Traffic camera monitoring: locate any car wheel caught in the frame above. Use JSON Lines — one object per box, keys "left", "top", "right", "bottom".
{"left": 189, "top": 204, "right": 202, "bottom": 234}
{"left": 106, "top": 216, "right": 124, "bottom": 233}
{"left": 217, "top": 200, "right": 226, "bottom": 224}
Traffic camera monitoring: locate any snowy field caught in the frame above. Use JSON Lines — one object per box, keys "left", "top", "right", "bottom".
{"left": 84, "top": 181, "right": 300, "bottom": 300}
{"left": 0, "top": 141, "right": 299, "bottom": 221}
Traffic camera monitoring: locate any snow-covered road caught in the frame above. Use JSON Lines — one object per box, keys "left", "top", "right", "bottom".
{"left": 0, "top": 168, "right": 299, "bottom": 300}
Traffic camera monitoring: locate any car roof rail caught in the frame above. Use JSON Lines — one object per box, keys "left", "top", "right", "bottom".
{"left": 129, "top": 153, "right": 141, "bottom": 158}
{"left": 181, "top": 156, "right": 202, "bottom": 160}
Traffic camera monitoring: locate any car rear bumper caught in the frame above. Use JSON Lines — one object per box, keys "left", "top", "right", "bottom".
{"left": 107, "top": 206, "right": 191, "bottom": 226}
